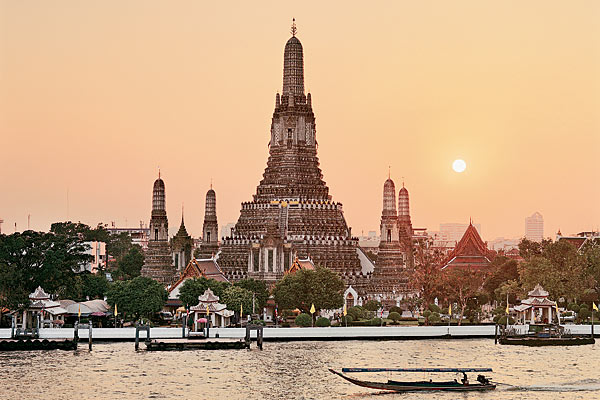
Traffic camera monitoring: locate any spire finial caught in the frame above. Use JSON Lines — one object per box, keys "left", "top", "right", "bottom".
{"left": 210, "top": 178, "right": 213, "bottom": 190}
{"left": 158, "top": 167, "right": 160, "bottom": 179}
{"left": 291, "top": 18, "right": 297, "bottom": 37}
{"left": 388, "top": 166, "right": 390, "bottom": 179}
{"left": 402, "top": 176, "right": 405, "bottom": 188}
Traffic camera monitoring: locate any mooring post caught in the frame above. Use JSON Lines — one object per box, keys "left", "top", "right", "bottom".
{"left": 494, "top": 324, "right": 498, "bottom": 344}
{"left": 11, "top": 316, "right": 15, "bottom": 339}
{"left": 182, "top": 314, "right": 187, "bottom": 339}
{"left": 135, "top": 324, "right": 140, "bottom": 351}
{"left": 88, "top": 324, "right": 93, "bottom": 351}
{"left": 74, "top": 321, "right": 79, "bottom": 342}
{"left": 257, "top": 326, "right": 263, "bottom": 350}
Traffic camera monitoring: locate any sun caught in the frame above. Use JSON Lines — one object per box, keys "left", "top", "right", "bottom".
{"left": 452, "top": 159, "right": 466, "bottom": 173}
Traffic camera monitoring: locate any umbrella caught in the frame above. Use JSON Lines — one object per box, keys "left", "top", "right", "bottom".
{"left": 91, "top": 312, "right": 106, "bottom": 317}
{"left": 197, "top": 318, "right": 208, "bottom": 323}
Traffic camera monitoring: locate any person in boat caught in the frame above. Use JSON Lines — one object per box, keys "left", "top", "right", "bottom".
{"left": 461, "top": 373, "right": 469, "bottom": 385}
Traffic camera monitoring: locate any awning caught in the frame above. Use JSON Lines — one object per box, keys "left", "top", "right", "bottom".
{"left": 45, "top": 307, "right": 68, "bottom": 315}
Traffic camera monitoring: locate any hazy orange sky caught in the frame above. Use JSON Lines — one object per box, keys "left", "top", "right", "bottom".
{"left": 1, "top": 1, "right": 599, "bottom": 241}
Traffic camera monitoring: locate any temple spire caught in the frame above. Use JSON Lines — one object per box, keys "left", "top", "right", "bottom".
{"left": 291, "top": 18, "right": 297, "bottom": 37}
{"left": 282, "top": 21, "right": 304, "bottom": 96}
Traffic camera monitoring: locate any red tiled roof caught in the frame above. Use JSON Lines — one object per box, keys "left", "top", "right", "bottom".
{"left": 442, "top": 222, "right": 494, "bottom": 270}
{"left": 169, "top": 258, "right": 229, "bottom": 294}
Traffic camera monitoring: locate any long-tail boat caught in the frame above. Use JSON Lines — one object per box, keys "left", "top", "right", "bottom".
{"left": 329, "top": 367, "right": 496, "bottom": 393}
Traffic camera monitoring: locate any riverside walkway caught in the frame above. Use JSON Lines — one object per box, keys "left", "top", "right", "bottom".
{"left": 0, "top": 325, "right": 596, "bottom": 342}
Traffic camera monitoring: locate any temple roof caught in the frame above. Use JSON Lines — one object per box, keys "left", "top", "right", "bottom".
{"left": 286, "top": 256, "right": 315, "bottom": 275}
{"left": 175, "top": 214, "right": 189, "bottom": 237}
{"left": 528, "top": 284, "right": 549, "bottom": 298}
{"left": 168, "top": 258, "right": 230, "bottom": 300}
{"left": 441, "top": 222, "right": 493, "bottom": 270}
{"left": 198, "top": 288, "right": 220, "bottom": 303}
{"left": 29, "top": 286, "right": 50, "bottom": 300}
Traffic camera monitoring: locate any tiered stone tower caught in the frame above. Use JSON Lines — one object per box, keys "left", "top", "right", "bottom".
{"left": 367, "top": 177, "right": 408, "bottom": 304}
{"left": 141, "top": 173, "right": 176, "bottom": 285}
{"left": 398, "top": 182, "right": 414, "bottom": 267}
{"left": 198, "top": 187, "right": 219, "bottom": 258}
{"left": 171, "top": 208, "right": 193, "bottom": 273}
{"left": 218, "top": 23, "right": 362, "bottom": 283}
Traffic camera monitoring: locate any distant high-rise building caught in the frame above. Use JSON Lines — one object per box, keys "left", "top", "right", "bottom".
{"left": 525, "top": 212, "right": 544, "bottom": 242}
{"left": 141, "top": 173, "right": 176, "bottom": 285}
{"left": 439, "top": 222, "right": 482, "bottom": 245}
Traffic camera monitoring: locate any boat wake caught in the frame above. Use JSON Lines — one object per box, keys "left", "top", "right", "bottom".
{"left": 502, "top": 381, "right": 600, "bottom": 392}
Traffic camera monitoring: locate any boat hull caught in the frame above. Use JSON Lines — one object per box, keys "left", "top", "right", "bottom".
{"left": 499, "top": 337, "right": 595, "bottom": 346}
{"left": 329, "top": 369, "right": 496, "bottom": 392}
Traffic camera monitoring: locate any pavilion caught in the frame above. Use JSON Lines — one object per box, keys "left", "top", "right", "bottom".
{"left": 189, "top": 288, "right": 234, "bottom": 330}
{"left": 513, "top": 285, "right": 558, "bottom": 324}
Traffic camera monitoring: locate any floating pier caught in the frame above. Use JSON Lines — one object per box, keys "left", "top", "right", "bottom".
{"left": 135, "top": 323, "right": 264, "bottom": 351}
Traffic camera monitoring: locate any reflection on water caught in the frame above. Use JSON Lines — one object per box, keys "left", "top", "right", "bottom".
{"left": 1, "top": 339, "right": 599, "bottom": 399}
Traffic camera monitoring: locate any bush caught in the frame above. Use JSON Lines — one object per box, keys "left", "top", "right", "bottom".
{"left": 428, "top": 304, "right": 442, "bottom": 314}
{"left": 579, "top": 308, "right": 591, "bottom": 321}
{"left": 388, "top": 312, "right": 401, "bottom": 323}
{"left": 567, "top": 303, "right": 579, "bottom": 312}
{"left": 295, "top": 313, "right": 312, "bottom": 327}
{"left": 389, "top": 306, "right": 403, "bottom": 315}
{"left": 495, "top": 315, "right": 515, "bottom": 325}
{"left": 367, "top": 318, "right": 383, "bottom": 326}
{"left": 364, "top": 300, "right": 382, "bottom": 311}
{"left": 347, "top": 306, "right": 365, "bottom": 321}
{"left": 341, "top": 315, "right": 353, "bottom": 325}
{"left": 316, "top": 317, "right": 331, "bottom": 327}
{"left": 428, "top": 312, "right": 441, "bottom": 323}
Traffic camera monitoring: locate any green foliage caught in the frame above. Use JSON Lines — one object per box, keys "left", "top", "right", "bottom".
{"left": 65, "top": 272, "right": 110, "bottom": 301}
{"left": 428, "top": 304, "right": 441, "bottom": 314}
{"left": 0, "top": 230, "right": 92, "bottom": 310}
{"left": 495, "top": 315, "right": 515, "bottom": 325}
{"left": 106, "top": 276, "right": 167, "bottom": 320}
{"left": 341, "top": 315, "right": 353, "bottom": 324}
{"left": 234, "top": 278, "right": 269, "bottom": 310}
{"left": 221, "top": 285, "right": 253, "bottom": 315}
{"left": 483, "top": 257, "right": 519, "bottom": 301}
{"left": 347, "top": 306, "right": 365, "bottom": 321}
{"left": 367, "top": 317, "right": 382, "bottom": 326}
{"left": 388, "top": 312, "right": 401, "bottom": 322}
{"left": 272, "top": 266, "right": 345, "bottom": 313}
{"left": 428, "top": 312, "right": 441, "bottom": 323}
{"left": 295, "top": 313, "right": 312, "bottom": 327}
{"left": 422, "top": 310, "right": 431, "bottom": 318}
{"left": 364, "top": 300, "right": 381, "bottom": 311}
{"left": 389, "top": 306, "right": 403, "bottom": 314}
{"left": 316, "top": 317, "right": 331, "bottom": 327}
{"left": 112, "top": 245, "right": 144, "bottom": 280}
{"left": 177, "top": 277, "right": 230, "bottom": 308}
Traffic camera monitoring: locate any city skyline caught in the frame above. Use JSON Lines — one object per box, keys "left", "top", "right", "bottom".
{"left": 1, "top": 2, "right": 599, "bottom": 240}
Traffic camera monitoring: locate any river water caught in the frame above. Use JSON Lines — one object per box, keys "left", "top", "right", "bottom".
{"left": 1, "top": 339, "right": 599, "bottom": 399}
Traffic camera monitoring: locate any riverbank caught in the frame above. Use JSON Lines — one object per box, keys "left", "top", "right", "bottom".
{"left": 0, "top": 324, "right": 596, "bottom": 342}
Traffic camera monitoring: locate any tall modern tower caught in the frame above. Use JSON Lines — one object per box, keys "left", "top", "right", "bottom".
{"left": 141, "top": 173, "right": 176, "bottom": 284}
{"left": 525, "top": 212, "right": 544, "bottom": 242}
{"left": 218, "top": 22, "right": 363, "bottom": 283}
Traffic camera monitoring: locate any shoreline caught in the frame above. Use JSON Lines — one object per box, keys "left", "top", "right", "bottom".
{"left": 0, "top": 325, "right": 596, "bottom": 342}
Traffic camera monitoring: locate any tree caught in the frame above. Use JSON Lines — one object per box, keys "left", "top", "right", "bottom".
{"left": 272, "top": 266, "right": 345, "bottom": 313}
{"left": 409, "top": 244, "right": 445, "bottom": 305}
{"left": 113, "top": 245, "right": 144, "bottom": 280}
{"left": 0, "top": 230, "right": 92, "bottom": 309}
{"left": 400, "top": 296, "right": 423, "bottom": 317}
{"left": 582, "top": 241, "right": 600, "bottom": 298}
{"left": 177, "top": 277, "right": 230, "bottom": 308}
{"left": 234, "top": 278, "right": 269, "bottom": 311}
{"left": 221, "top": 285, "right": 253, "bottom": 316}
{"left": 388, "top": 312, "right": 401, "bottom": 323}
{"left": 295, "top": 313, "right": 311, "bottom": 327}
{"left": 483, "top": 257, "right": 519, "bottom": 301}
{"left": 519, "top": 241, "right": 588, "bottom": 302}
{"left": 106, "top": 276, "right": 167, "bottom": 320}
{"left": 364, "top": 300, "right": 381, "bottom": 311}
{"left": 441, "top": 268, "right": 485, "bottom": 325}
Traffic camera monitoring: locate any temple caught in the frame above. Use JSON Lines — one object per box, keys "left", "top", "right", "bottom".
{"left": 441, "top": 221, "right": 494, "bottom": 271}
{"left": 141, "top": 173, "right": 176, "bottom": 284}
{"left": 218, "top": 23, "right": 366, "bottom": 284}
{"left": 361, "top": 176, "right": 413, "bottom": 306}
{"left": 171, "top": 207, "right": 193, "bottom": 273}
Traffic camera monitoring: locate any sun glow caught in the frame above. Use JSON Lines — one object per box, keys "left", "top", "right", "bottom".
{"left": 452, "top": 159, "right": 466, "bottom": 173}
